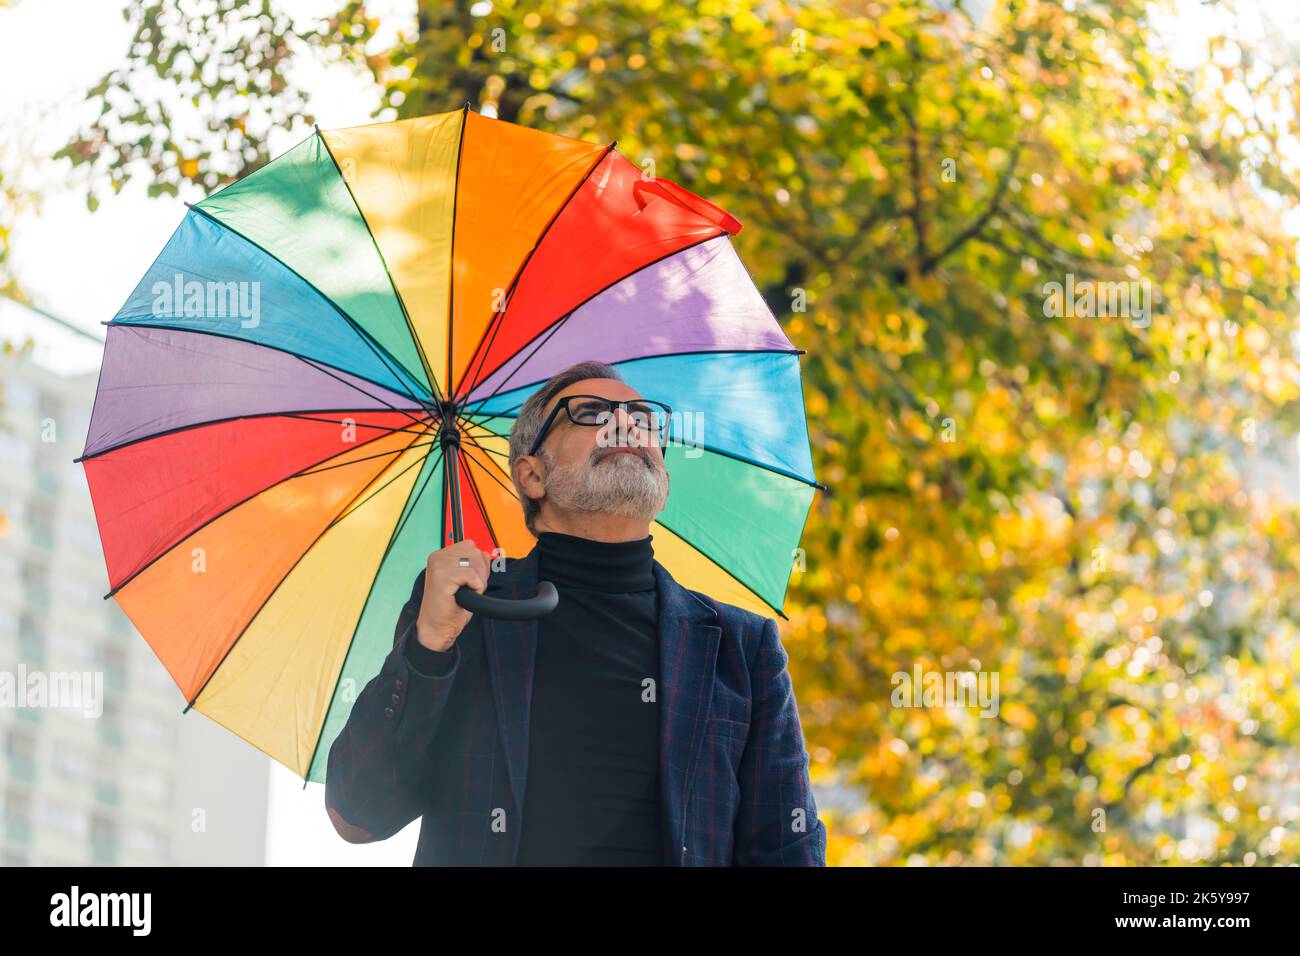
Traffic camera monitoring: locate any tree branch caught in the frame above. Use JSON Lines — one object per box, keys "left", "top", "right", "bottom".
{"left": 900, "top": 102, "right": 929, "bottom": 268}
{"left": 920, "top": 141, "right": 1023, "bottom": 273}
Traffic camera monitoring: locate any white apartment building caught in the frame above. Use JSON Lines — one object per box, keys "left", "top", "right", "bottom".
{"left": 0, "top": 297, "right": 268, "bottom": 865}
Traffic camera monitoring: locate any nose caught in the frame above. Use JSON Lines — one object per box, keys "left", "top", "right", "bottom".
{"left": 612, "top": 405, "right": 650, "bottom": 446}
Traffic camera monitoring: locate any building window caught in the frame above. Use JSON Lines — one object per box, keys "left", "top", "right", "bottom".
{"left": 51, "top": 741, "right": 89, "bottom": 780}
{"left": 42, "top": 799, "right": 88, "bottom": 840}
{"left": 126, "top": 824, "right": 168, "bottom": 859}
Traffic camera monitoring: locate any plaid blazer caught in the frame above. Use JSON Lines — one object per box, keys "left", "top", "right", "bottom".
{"left": 324, "top": 544, "right": 826, "bottom": 866}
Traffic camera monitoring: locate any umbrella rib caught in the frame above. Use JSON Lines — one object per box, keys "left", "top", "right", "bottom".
{"left": 315, "top": 126, "right": 444, "bottom": 405}
{"left": 77, "top": 405, "right": 427, "bottom": 464}
{"left": 457, "top": 419, "right": 794, "bottom": 619}
{"left": 485, "top": 409, "right": 823, "bottom": 492}
{"left": 326, "top": 436, "right": 438, "bottom": 528}
{"left": 457, "top": 303, "right": 578, "bottom": 420}
{"left": 465, "top": 440, "right": 509, "bottom": 462}
{"left": 446, "top": 104, "right": 470, "bottom": 398}
{"left": 197, "top": 127, "right": 319, "bottom": 208}
{"left": 301, "top": 443, "right": 446, "bottom": 784}
{"left": 183, "top": 201, "right": 435, "bottom": 403}
{"left": 458, "top": 426, "right": 513, "bottom": 483}
{"left": 460, "top": 436, "right": 521, "bottom": 502}
{"left": 83, "top": 319, "right": 432, "bottom": 457}
{"left": 461, "top": 406, "right": 526, "bottom": 420}
{"left": 455, "top": 142, "right": 619, "bottom": 402}
{"left": 456, "top": 450, "right": 503, "bottom": 550}
{"left": 103, "top": 415, "right": 432, "bottom": 599}
{"left": 465, "top": 442, "right": 509, "bottom": 463}
{"left": 293, "top": 352, "right": 434, "bottom": 432}
{"left": 382, "top": 444, "right": 447, "bottom": 565}
{"left": 281, "top": 413, "right": 431, "bottom": 436}
{"left": 297, "top": 437, "right": 438, "bottom": 479}
{"left": 456, "top": 430, "right": 791, "bottom": 620}
{"left": 458, "top": 344, "right": 806, "bottom": 418}
{"left": 458, "top": 353, "right": 829, "bottom": 493}
{"left": 184, "top": 426, "right": 431, "bottom": 713}
{"left": 378, "top": 444, "right": 447, "bottom": 646}
{"left": 653, "top": 513, "right": 790, "bottom": 622}
{"left": 458, "top": 422, "right": 510, "bottom": 460}
{"left": 455, "top": 229, "right": 729, "bottom": 418}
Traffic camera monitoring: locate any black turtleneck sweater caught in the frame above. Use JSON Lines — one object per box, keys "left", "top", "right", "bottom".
{"left": 403, "top": 531, "right": 664, "bottom": 864}
{"left": 512, "top": 531, "right": 664, "bottom": 866}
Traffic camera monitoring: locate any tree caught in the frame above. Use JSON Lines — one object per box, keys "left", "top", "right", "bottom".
{"left": 59, "top": 0, "right": 1300, "bottom": 865}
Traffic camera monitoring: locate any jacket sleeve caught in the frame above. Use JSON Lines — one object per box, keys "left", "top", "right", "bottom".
{"left": 324, "top": 568, "right": 462, "bottom": 842}
{"left": 732, "top": 615, "right": 827, "bottom": 865}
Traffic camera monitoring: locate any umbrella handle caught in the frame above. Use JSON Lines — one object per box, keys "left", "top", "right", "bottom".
{"left": 454, "top": 581, "right": 559, "bottom": 620}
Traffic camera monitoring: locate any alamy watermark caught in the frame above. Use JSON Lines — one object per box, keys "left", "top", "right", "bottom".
{"left": 1042, "top": 273, "right": 1153, "bottom": 328}
{"left": 594, "top": 408, "right": 706, "bottom": 458}
{"left": 0, "top": 665, "right": 103, "bottom": 718}
{"left": 50, "top": 886, "right": 150, "bottom": 936}
{"left": 891, "top": 663, "right": 999, "bottom": 718}
{"left": 152, "top": 272, "right": 261, "bottom": 328}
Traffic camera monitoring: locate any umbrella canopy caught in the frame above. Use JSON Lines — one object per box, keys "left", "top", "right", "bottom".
{"left": 76, "top": 106, "right": 822, "bottom": 781}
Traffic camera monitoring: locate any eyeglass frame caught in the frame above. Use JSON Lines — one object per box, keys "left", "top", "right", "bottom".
{"left": 526, "top": 393, "right": 674, "bottom": 457}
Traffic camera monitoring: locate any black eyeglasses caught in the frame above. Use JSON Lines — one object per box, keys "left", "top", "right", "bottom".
{"left": 527, "top": 394, "right": 673, "bottom": 456}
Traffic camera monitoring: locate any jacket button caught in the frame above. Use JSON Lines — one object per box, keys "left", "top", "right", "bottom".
{"left": 391, "top": 693, "right": 400, "bottom": 705}
{"left": 394, "top": 679, "right": 404, "bottom": 691}
{"left": 384, "top": 706, "right": 395, "bottom": 719}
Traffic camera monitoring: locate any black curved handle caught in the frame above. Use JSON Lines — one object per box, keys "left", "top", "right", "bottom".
{"left": 455, "top": 581, "right": 559, "bottom": 620}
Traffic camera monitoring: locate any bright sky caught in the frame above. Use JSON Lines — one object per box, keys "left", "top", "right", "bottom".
{"left": 0, "top": 0, "right": 1296, "bottom": 867}
{"left": 0, "top": 0, "right": 421, "bottom": 866}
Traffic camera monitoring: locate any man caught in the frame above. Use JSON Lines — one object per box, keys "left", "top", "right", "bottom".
{"left": 324, "top": 360, "right": 826, "bottom": 866}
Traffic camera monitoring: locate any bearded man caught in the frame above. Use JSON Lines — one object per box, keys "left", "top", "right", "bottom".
{"left": 324, "top": 360, "right": 825, "bottom": 867}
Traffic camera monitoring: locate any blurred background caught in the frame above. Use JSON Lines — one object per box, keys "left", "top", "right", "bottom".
{"left": 1, "top": 0, "right": 1297, "bottom": 866}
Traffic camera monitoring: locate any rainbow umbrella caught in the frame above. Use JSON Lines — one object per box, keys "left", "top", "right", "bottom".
{"left": 76, "top": 106, "right": 822, "bottom": 781}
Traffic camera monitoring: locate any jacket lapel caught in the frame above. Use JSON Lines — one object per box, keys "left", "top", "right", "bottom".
{"left": 653, "top": 560, "right": 722, "bottom": 865}
{"left": 479, "top": 546, "right": 540, "bottom": 835}
{"left": 479, "top": 546, "right": 722, "bottom": 867}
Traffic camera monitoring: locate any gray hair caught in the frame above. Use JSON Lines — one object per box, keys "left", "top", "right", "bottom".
{"left": 508, "top": 361, "right": 625, "bottom": 536}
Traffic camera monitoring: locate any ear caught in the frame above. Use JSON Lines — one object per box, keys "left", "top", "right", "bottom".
{"left": 514, "top": 454, "right": 546, "bottom": 502}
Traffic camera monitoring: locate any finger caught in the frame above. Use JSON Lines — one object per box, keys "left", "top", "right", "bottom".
{"left": 471, "top": 548, "right": 491, "bottom": 579}
{"left": 442, "top": 568, "right": 487, "bottom": 595}
{"left": 437, "top": 539, "right": 475, "bottom": 562}
{"left": 447, "top": 544, "right": 491, "bottom": 580}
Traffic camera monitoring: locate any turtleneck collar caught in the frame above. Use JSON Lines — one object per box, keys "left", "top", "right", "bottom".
{"left": 536, "top": 530, "right": 656, "bottom": 593}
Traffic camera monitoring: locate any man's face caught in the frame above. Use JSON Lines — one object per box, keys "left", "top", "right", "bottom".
{"left": 526, "top": 378, "right": 670, "bottom": 521}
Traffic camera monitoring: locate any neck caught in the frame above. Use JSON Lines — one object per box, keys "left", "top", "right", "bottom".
{"left": 536, "top": 529, "right": 656, "bottom": 592}
{"left": 534, "top": 509, "right": 652, "bottom": 543}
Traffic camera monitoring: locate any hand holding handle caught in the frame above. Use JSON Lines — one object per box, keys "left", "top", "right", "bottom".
{"left": 455, "top": 581, "right": 559, "bottom": 621}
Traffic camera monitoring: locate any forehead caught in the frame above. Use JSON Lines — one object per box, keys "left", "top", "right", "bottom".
{"left": 547, "top": 378, "right": 643, "bottom": 411}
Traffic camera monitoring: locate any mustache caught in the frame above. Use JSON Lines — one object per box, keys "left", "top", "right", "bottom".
{"left": 591, "top": 445, "right": 655, "bottom": 467}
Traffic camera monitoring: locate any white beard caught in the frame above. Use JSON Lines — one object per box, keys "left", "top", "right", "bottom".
{"left": 541, "top": 446, "right": 669, "bottom": 520}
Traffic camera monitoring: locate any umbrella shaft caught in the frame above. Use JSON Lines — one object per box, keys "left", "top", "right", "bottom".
{"left": 443, "top": 432, "right": 464, "bottom": 543}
